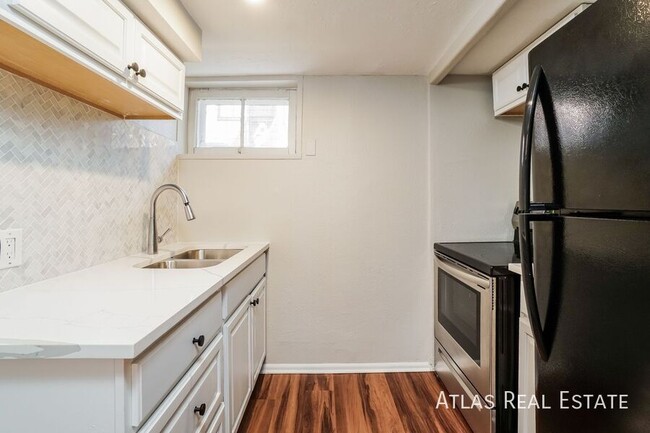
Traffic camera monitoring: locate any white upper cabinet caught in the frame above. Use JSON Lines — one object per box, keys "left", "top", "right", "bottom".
{"left": 9, "top": 0, "right": 133, "bottom": 75}
{"left": 492, "top": 4, "right": 591, "bottom": 116}
{"left": 133, "top": 20, "right": 185, "bottom": 111}
{"left": 6, "top": 0, "right": 185, "bottom": 118}
{"left": 493, "top": 51, "right": 530, "bottom": 116}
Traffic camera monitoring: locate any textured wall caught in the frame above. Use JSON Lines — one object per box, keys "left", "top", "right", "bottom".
{"left": 430, "top": 75, "right": 522, "bottom": 242}
{"left": 0, "top": 70, "right": 180, "bottom": 292}
{"left": 179, "top": 76, "right": 432, "bottom": 365}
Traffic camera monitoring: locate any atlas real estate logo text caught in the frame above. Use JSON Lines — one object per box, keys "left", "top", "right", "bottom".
{"left": 436, "top": 392, "right": 629, "bottom": 410}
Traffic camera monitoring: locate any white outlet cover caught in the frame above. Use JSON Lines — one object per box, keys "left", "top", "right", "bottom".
{"left": 0, "top": 229, "right": 23, "bottom": 270}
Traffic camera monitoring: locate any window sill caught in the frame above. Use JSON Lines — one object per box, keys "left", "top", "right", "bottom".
{"left": 178, "top": 153, "right": 303, "bottom": 161}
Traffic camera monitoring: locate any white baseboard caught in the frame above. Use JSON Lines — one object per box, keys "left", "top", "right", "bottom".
{"left": 261, "top": 362, "right": 434, "bottom": 374}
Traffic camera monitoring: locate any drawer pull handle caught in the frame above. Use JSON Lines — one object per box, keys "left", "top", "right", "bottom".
{"left": 192, "top": 335, "right": 205, "bottom": 347}
{"left": 193, "top": 403, "right": 206, "bottom": 416}
{"left": 250, "top": 298, "right": 260, "bottom": 306}
{"left": 516, "top": 83, "right": 529, "bottom": 92}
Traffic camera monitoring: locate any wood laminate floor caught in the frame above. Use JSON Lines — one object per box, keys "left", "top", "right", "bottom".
{"left": 238, "top": 372, "right": 472, "bottom": 433}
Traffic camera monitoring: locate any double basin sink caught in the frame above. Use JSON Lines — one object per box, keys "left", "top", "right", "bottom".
{"left": 144, "top": 249, "right": 242, "bottom": 269}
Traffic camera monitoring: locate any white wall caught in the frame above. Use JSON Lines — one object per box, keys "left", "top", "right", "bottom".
{"left": 430, "top": 75, "right": 521, "bottom": 242}
{"left": 178, "top": 76, "right": 432, "bottom": 365}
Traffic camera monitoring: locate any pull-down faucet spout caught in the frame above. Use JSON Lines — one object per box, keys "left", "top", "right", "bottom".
{"left": 147, "top": 184, "right": 195, "bottom": 255}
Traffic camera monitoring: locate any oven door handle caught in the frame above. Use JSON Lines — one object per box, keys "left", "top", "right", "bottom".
{"left": 436, "top": 256, "right": 490, "bottom": 291}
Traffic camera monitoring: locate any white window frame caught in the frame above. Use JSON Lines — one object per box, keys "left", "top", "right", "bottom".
{"left": 184, "top": 79, "right": 303, "bottom": 159}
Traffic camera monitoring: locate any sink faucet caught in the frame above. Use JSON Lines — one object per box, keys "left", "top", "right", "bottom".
{"left": 147, "top": 184, "right": 195, "bottom": 255}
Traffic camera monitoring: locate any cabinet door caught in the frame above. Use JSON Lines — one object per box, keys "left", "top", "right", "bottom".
{"left": 492, "top": 52, "right": 529, "bottom": 115}
{"left": 518, "top": 318, "right": 536, "bottom": 433}
{"left": 250, "top": 279, "right": 267, "bottom": 381}
{"left": 224, "top": 298, "right": 252, "bottom": 433}
{"left": 10, "top": 0, "right": 133, "bottom": 74}
{"left": 133, "top": 20, "right": 185, "bottom": 110}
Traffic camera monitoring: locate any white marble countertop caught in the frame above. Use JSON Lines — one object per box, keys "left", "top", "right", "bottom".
{"left": 0, "top": 242, "right": 269, "bottom": 360}
{"left": 508, "top": 263, "right": 522, "bottom": 275}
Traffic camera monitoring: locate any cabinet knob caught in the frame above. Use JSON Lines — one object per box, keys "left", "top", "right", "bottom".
{"left": 192, "top": 335, "right": 205, "bottom": 347}
{"left": 250, "top": 300, "right": 256, "bottom": 306}
{"left": 256, "top": 298, "right": 260, "bottom": 305}
{"left": 127, "top": 62, "right": 146, "bottom": 78}
{"left": 193, "top": 403, "right": 206, "bottom": 416}
{"left": 517, "top": 83, "right": 529, "bottom": 92}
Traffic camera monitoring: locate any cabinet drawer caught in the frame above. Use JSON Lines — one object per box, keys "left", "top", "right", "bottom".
{"left": 492, "top": 52, "right": 529, "bottom": 115}
{"left": 206, "top": 404, "right": 225, "bottom": 433}
{"left": 10, "top": 0, "right": 133, "bottom": 74}
{"left": 222, "top": 254, "right": 266, "bottom": 320}
{"left": 162, "top": 358, "right": 223, "bottom": 433}
{"left": 133, "top": 20, "right": 185, "bottom": 110}
{"left": 131, "top": 292, "right": 223, "bottom": 427}
{"left": 138, "top": 334, "right": 224, "bottom": 433}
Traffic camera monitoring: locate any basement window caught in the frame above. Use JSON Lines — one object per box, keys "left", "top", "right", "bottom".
{"left": 187, "top": 84, "right": 302, "bottom": 159}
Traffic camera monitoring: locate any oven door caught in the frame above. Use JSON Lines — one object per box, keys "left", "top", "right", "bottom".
{"left": 435, "top": 253, "right": 493, "bottom": 397}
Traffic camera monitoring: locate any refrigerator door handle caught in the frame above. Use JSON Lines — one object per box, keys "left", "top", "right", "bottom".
{"left": 519, "top": 65, "right": 555, "bottom": 362}
{"left": 519, "top": 64, "right": 552, "bottom": 213}
{"left": 518, "top": 212, "right": 552, "bottom": 361}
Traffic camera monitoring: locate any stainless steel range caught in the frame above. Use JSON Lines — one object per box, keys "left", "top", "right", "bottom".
{"left": 433, "top": 243, "right": 519, "bottom": 433}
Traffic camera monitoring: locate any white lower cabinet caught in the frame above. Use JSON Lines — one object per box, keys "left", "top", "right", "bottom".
{"left": 0, "top": 253, "right": 267, "bottom": 433}
{"left": 518, "top": 316, "right": 536, "bottom": 433}
{"left": 224, "top": 277, "right": 267, "bottom": 433}
{"left": 251, "top": 280, "right": 267, "bottom": 380}
{"left": 225, "top": 295, "right": 253, "bottom": 433}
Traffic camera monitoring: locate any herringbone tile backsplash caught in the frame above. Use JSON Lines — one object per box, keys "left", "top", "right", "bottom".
{"left": 0, "top": 69, "right": 180, "bottom": 292}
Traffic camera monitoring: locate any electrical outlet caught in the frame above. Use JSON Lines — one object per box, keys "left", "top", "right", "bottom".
{"left": 0, "top": 229, "right": 23, "bottom": 270}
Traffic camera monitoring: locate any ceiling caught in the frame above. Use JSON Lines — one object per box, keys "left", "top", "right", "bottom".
{"left": 181, "top": 0, "right": 483, "bottom": 77}
{"left": 181, "top": 0, "right": 588, "bottom": 79}
{"left": 452, "top": 0, "right": 588, "bottom": 74}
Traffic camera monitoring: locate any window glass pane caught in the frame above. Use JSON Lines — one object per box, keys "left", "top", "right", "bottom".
{"left": 200, "top": 100, "right": 242, "bottom": 148}
{"left": 243, "top": 99, "right": 289, "bottom": 148}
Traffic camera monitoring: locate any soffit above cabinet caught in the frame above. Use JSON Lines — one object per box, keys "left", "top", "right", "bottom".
{"left": 0, "top": 0, "right": 185, "bottom": 119}
{"left": 452, "top": 0, "right": 588, "bottom": 75}
{"left": 122, "top": 0, "right": 202, "bottom": 62}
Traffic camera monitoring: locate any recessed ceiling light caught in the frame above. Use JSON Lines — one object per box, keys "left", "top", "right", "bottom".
{"left": 245, "top": 0, "right": 265, "bottom": 5}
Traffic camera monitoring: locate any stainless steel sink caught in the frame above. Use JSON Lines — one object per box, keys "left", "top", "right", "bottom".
{"left": 143, "top": 259, "right": 224, "bottom": 269}
{"left": 142, "top": 249, "right": 242, "bottom": 269}
{"left": 171, "top": 249, "right": 242, "bottom": 261}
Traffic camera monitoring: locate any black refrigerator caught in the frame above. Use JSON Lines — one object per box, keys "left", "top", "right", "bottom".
{"left": 517, "top": 0, "right": 650, "bottom": 432}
